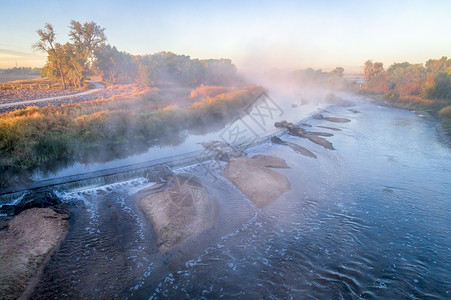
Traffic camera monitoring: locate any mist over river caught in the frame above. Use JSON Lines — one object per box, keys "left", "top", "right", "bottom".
{"left": 28, "top": 99, "right": 451, "bottom": 299}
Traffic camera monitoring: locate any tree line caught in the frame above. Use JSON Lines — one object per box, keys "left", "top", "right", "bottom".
{"left": 363, "top": 57, "right": 451, "bottom": 100}
{"left": 363, "top": 57, "right": 451, "bottom": 134}
{"left": 34, "top": 21, "right": 239, "bottom": 88}
{"left": 0, "top": 67, "right": 41, "bottom": 75}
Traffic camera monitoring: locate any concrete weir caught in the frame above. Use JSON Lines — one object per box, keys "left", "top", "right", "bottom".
{"left": 0, "top": 131, "right": 288, "bottom": 203}
{"left": 0, "top": 150, "right": 206, "bottom": 204}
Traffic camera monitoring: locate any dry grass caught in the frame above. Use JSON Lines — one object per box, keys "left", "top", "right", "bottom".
{"left": 0, "top": 85, "right": 263, "bottom": 169}
{"left": 398, "top": 95, "right": 434, "bottom": 105}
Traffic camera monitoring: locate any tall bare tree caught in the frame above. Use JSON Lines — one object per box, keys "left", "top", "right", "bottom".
{"left": 33, "top": 23, "right": 66, "bottom": 88}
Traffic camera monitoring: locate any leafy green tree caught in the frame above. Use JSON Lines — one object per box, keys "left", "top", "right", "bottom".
{"left": 425, "top": 56, "right": 450, "bottom": 73}
{"left": 331, "top": 67, "right": 344, "bottom": 77}
{"left": 201, "top": 59, "right": 237, "bottom": 85}
{"left": 137, "top": 63, "right": 153, "bottom": 87}
{"left": 364, "top": 60, "right": 384, "bottom": 83}
{"left": 133, "top": 52, "right": 238, "bottom": 87}
{"left": 69, "top": 20, "right": 107, "bottom": 80}
{"left": 94, "top": 44, "right": 137, "bottom": 83}
{"left": 387, "top": 63, "right": 426, "bottom": 95}
{"left": 429, "top": 72, "right": 451, "bottom": 99}
{"left": 35, "top": 21, "right": 107, "bottom": 88}
{"left": 364, "top": 60, "right": 389, "bottom": 93}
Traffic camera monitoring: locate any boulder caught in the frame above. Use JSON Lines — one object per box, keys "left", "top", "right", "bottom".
{"left": 0, "top": 190, "right": 63, "bottom": 216}
{"left": 324, "top": 117, "right": 351, "bottom": 123}
{"left": 223, "top": 155, "right": 291, "bottom": 208}
{"left": 316, "top": 125, "right": 342, "bottom": 131}
{"left": 274, "top": 121, "right": 335, "bottom": 150}
{"left": 200, "top": 140, "right": 246, "bottom": 162}
{"left": 305, "top": 134, "right": 335, "bottom": 150}
{"left": 312, "top": 113, "right": 324, "bottom": 120}
{"left": 271, "top": 136, "right": 317, "bottom": 159}
{"left": 138, "top": 175, "right": 217, "bottom": 252}
{"left": 270, "top": 136, "right": 287, "bottom": 145}
{"left": 310, "top": 131, "right": 334, "bottom": 137}
{"left": 145, "top": 165, "right": 174, "bottom": 182}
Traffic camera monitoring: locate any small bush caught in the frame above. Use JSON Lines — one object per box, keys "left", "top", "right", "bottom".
{"left": 190, "top": 84, "right": 230, "bottom": 99}
{"left": 439, "top": 106, "right": 451, "bottom": 118}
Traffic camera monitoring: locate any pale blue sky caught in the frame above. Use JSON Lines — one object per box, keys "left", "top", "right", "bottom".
{"left": 1, "top": 0, "right": 450, "bottom": 72}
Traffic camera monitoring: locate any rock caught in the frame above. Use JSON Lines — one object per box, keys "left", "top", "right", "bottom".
{"left": 286, "top": 143, "right": 317, "bottom": 158}
{"left": 348, "top": 109, "right": 360, "bottom": 114}
{"left": 0, "top": 208, "right": 69, "bottom": 300}
{"left": 223, "top": 155, "right": 291, "bottom": 208}
{"left": 316, "top": 125, "right": 342, "bottom": 131}
{"left": 271, "top": 137, "right": 317, "bottom": 159}
{"left": 312, "top": 113, "right": 324, "bottom": 120}
{"left": 274, "top": 120, "right": 290, "bottom": 128}
{"left": 270, "top": 136, "right": 287, "bottom": 145}
{"left": 200, "top": 140, "right": 246, "bottom": 162}
{"left": 0, "top": 190, "right": 63, "bottom": 216}
{"left": 145, "top": 165, "right": 174, "bottom": 182}
{"left": 306, "top": 134, "right": 335, "bottom": 150}
{"left": 310, "top": 131, "right": 334, "bottom": 137}
{"left": 274, "top": 121, "right": 334, "bottom": 150}
{"left": 324, "top": 117, "right": 351, "bottom": 123}
{"left": 138, "top": 175, "right": 217, "bottom": 252}
{"left": 291, "top": 103, "right": 298, "bottom": 108}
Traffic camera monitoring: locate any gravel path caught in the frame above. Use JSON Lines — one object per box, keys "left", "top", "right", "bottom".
{"left": 0, "top": 82, "right": 146, "bottom": 114}
{"left": 0, "top": 81, "right": 104, "bottom": 109}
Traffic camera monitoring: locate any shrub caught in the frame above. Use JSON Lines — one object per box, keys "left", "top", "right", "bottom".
{"left": 190, "top": 84, "right": 230, "bottom": 98}
{"left": 439, "top": 106, "right": 451, "bottom": 118}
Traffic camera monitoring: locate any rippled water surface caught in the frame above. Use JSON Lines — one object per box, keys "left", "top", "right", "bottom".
{"left": 32, "top": 100, "right": 451, "bottom": 299}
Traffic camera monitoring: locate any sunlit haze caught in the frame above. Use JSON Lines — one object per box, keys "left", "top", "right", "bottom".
{"left": 1, "top": 0, "right": 451, "bottom": 72}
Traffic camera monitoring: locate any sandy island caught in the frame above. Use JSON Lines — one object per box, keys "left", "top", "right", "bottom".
{"left": 223, "top": 155, "right": 291, "bottom": 208}
{"left": 0, "top": 208, "right": 69, "bottom": 300}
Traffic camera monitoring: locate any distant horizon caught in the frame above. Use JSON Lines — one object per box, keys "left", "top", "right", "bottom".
{"left": 1, "top": 0, "right": 450, "bottom": 73}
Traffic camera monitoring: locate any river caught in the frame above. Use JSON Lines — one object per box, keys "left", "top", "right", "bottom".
{"left": 25, "top": 97, "right": 451, "bottom": 299}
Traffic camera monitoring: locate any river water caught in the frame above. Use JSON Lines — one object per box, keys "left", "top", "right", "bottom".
{"left": 30, "top": 98, "right": 451, "bottom": 299}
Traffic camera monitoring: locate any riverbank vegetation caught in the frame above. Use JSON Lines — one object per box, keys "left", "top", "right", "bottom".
{"left": 0, "top": 85, "right": 263, "bottom": 170}
{"left": 362, "top": 57, "right": 451, "bottom": 134}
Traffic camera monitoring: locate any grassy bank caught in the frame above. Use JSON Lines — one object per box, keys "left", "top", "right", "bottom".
{"left": 0, "top": 85, "right": 263, "bottom": 170}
